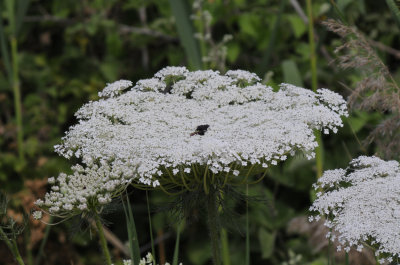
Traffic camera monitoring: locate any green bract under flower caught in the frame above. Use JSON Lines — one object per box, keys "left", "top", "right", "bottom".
{"left": 37, "top": 67, "right": 348, "bottom": 215}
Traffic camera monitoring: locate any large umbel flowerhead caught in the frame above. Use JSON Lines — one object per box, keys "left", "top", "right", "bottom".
{"left": 37, "top": 66, "right": 347, "bottom": 216}
{"left": 310, "top": 156, "right": 400, "bottom": 263}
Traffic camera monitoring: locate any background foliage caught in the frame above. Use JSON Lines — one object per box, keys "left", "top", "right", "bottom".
{"left": 0, "top": 0, "right": 399, "bottom": 264}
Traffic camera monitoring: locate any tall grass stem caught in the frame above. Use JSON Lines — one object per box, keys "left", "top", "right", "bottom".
{"left": 306, "top": 0, "right": 323, "bottom": 179}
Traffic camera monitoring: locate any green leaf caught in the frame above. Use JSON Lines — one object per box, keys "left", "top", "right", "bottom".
{"left": 168, "top": 0, "right": 202, "bottom": 70}
{"left": 282, "top": 60, "right": 304, "bottom": 87}
{"left": 256, "top": 0, "right": 286, "bottom": 75}
{"left": 238, "top": 14, "right": 259, "bottom": 38}
{"left": 227, "top": 42, "right": 240, "bottom": 63}
{"left": 287, "top": 15, "right": 306, "bottom": 38}
{"left": 258, "top": 228, "right": 275, "bottom": 259}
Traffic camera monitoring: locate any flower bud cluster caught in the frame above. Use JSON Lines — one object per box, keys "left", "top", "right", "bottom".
{"left": 38, "top": 66, "right": 347, "bottom": 215}
{"left": 310, "top": 156, "right": 400, "bottom": 263}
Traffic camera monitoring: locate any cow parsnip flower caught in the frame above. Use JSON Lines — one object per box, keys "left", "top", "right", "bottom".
{"left": 37, "top": 66, "right": 347, "bottom": 216}
{"left": 310, "top": 156, "right": 400, "bottom": 263}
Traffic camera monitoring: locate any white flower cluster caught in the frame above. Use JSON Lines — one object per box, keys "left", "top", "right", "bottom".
{"left": 310, "top": 156, "right": 400, "bottom": 263}
{"left": 38, "top": 66, "right": 347, "bottom": 214}
{"left": 32, "top": 210, "right": 43, "bottom": 220}
{"left": 98, "top": 80, "right": 133, "bottom": 98}
{"left": 36, "top": 163, "right": 134, "bottom": 215}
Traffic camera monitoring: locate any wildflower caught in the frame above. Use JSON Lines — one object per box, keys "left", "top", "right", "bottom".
{"left": 32, "top": 211, "right": 42, "bottom": 220}
{"left": 310, "top": 156, "right": 400, "bottom": 262}
{"left": 38, "top": 67, "right": 347, "bottom": 216}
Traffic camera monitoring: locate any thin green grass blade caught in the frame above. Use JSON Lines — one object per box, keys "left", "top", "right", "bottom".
{"left": 386, "top": 0, "right": 400, "bottom": 28}
{"left": 245, "top": 184, "right": 250, "bottom": 265}
{"left": 172, "top": 222, "right": 182, "bottom": 265}
{"left": 146, "top": 191, "right": 156, "bottom": 264}
{"left": 126, "top": 196, "right": 140, "bottom": 265}
{"left": 34, "top": 216, "right": 53, "bottom": 265}
{"left": 168, "top": 0, "right": 203, "bottom": 70}
{"left": 0, "top": 10, "right": 13, "bottom": 82}
{"left": 15, "top": 0, "right": 30, "bottom": 35}
{"left": 329, "top": 0, "right": 347, "bottom": 24}
{"left": 122, "top": 199, "right": 133, "bottom": 258}
{"left": 256, "top": 0, "right": 286, "bottom": 76}
{"left": 122, "top": 194, "right": 141, "bottom": 265}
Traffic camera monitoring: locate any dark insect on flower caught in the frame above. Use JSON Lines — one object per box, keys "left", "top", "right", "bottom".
{"left": 190, "top": 124, "right": 210, "bottom": 136}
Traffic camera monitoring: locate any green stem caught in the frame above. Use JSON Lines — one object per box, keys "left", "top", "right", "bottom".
{"left": 219, "top": 189, "right": 230, "bottom": 265}
{"left": 34, "top": 216, "right": 53, "bottom": 265}
{"left": 306, "top": 0, "right": 317, "bottom": 91}
{"left": 220, "top": 228, "right": 230, "bottom": 265}
{"left": 345, "top": 252, "right": 349, "bottom": 265}
{"left": 94, "top": 212, "right": 112, "bottom": 265}
{"left": 306, "top": 0, "right": 323, "bottom": 179}
{"left": 207, "top": 189, "right": 221, "bottom": 265}
{"left": 245, "top": 184, "right": 250, "bottom": 265}
{"left": 10, "top": 36, "right": 24, "bottom": 162}
{"left": 24, "top": 228, "right": 33, "bottom": 265}
{"left": 315, "top": 132, "right": 323, "bottom": 178}
{"left": 194, "top": 1, "right": 207, "bottom": 69}
{"left": 146, "top": 191, "right": 156, "bottom": 265}
{"left": 12, "top": 239, "right": 25, "bottom": 265}
{"left": 172, "top": 221, "right": 182, "bottom": 265}
{"left": 0, "top": 227, "right": 25, "bottom": 265}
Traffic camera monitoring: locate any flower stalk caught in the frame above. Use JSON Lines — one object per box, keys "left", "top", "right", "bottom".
{"left": 93, "top": 212, "right": 112, "bottom": 265}
{"left": 207, "top": 188, "right": 221, "bottom": 265}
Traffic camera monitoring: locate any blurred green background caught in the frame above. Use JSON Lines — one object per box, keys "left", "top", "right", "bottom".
{"left": 0, "top": 0, "right": 398, "bottom": 264}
